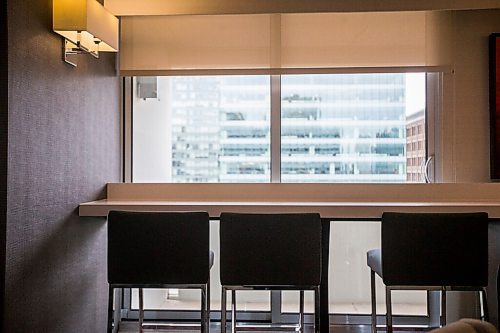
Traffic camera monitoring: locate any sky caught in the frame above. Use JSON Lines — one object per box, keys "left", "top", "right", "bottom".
{"left": 405, "top": 73, "right": 426, "bottom": 116}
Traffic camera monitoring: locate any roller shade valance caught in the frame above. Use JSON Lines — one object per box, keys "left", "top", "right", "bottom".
{"left": 120, "top": 11, "right": 453, "bottom": 74}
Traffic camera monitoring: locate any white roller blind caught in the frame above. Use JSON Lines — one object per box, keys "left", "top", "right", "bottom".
{"left": 120, "top": 14, "right": 274, "bottom": 72}
{"left": 120, "top": 11, "right": 452, "bottom": 74}
{"left": 281, "top": 12, "right": 426, "bottom": 68}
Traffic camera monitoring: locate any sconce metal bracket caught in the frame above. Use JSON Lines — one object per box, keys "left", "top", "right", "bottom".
{"left": 63, "top": 39, "right": 100, "bottom": 67}
{"left": 63, "top": 39, "right": 79, "bottom": 67}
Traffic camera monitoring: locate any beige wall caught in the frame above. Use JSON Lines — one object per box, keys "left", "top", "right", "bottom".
{"left": 441, "top": 9, "right": 500, "bottom": 182}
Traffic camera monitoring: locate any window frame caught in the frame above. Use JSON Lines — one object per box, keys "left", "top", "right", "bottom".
{"left": 122, "top": 71, "right": 441, "bottom": 184}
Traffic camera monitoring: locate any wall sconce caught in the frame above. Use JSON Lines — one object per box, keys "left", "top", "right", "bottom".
{"left": 53, "top": 0, "right": 119, "bottom": 67}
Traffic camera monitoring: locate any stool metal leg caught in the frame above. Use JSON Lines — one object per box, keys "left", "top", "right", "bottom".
{"left": 480, "top": 288, "right": 489, "bottom": 321}
{"left": 107, "top": 286, "right": 114, "bottom": 333}
{"left": 299, "top": 290, "right": 305, "bottom": 333}
{"left": 221, "top": 287, "right": 227, "bottom": 333}
{"left": 207, "top": 275, "right": 211, "bottom": 333}
{"left": 440, "top": 289, "right": 446, "bottom": 328}
{"left": 370, "top": 270, "right": 377, "bottom": 333}
{"left": 386, "top": 287, "right": 393, "bottom": 333}
{"left": 139, "top": 288, "right": 144, "bottom": 333}
{"left": 232, "top": 290, "right": 237, "bottom": 333}
{"left": 314, "top": 286, "right": 320, "bottom": 333}
{"left": 201, "top": 284, "right": 208, "bottom": 333}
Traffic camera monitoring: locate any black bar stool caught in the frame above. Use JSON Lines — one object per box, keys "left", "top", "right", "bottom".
{"left": 367, "top": 212, "right": 489, "bottom": 333}
{"left": 107, "top": 211, "right": 212, "bottom": 333}
{"left": 219, "top": 212, "right": 322, "bottom": 333}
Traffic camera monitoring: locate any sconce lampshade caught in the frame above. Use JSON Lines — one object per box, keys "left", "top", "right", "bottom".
{"left": 53, "top": 0, "right": 119, "bottom": 53}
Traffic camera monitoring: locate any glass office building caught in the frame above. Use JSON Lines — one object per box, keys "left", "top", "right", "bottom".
{"left": 134, "top": 74, "right": 424, "bottom": 183}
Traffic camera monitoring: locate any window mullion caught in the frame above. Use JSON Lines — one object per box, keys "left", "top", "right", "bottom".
{"left": 270, "top": 75, "right": 281, "bottom": 183}
{"left": 123, "top": 77, "right": 133, "bottom": 183}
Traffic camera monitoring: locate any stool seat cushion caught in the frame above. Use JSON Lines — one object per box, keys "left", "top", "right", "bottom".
{"left": 367, "top": 249, "right": 382, "bottom": 277}
{"left": 220, "top": 212, "right": 322, "bottom": 286}
{"left": 107, "top": 210, "right": 210, "bottom": 285}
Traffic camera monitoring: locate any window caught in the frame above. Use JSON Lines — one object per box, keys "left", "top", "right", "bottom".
{"left": 131, "top": 73, "right": 427, "bottom": 183}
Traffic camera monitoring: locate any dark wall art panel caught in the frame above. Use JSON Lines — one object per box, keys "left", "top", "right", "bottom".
{"left": 490, "top": 33, "right": 500, "bottom": 180}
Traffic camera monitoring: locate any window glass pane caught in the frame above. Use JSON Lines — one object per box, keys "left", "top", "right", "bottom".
{"left": 280, "top": 73, "right": 426, "bottom": 183}
{"left": 283, "top": 221, "right": 427, "bottom": 315}
{"left": 133, "top": 76, "right": 271, "bottom": 183}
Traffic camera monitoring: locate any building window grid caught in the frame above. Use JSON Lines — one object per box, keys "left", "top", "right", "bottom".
{"left": 405, "top": 110, "right": 426, "bottom": 183}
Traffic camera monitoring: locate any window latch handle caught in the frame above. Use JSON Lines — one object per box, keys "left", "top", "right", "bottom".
{"left": 422, "top": 155, "right": 434, "bottom": 183}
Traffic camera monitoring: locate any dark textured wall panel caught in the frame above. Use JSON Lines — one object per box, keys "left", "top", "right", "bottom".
{"left": 5, "top": 0, "right": 120, "bottom": 332}
{"left": 0, "top": 0, "right": 8, "bottom": 331}
{"left": 489, "top": 223, "right": 500, "bottom": 328}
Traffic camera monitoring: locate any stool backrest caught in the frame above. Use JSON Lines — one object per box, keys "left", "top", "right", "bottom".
{"left": 107, "top": 211, "right": 210, "bottom": 285}
{"left": 381, "top": 212, "right": 488, "bottom": 286}
{"left": 220, "top": 213, "right": 322, "bottom": 286}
